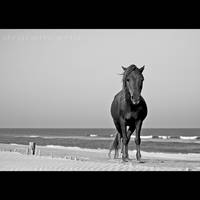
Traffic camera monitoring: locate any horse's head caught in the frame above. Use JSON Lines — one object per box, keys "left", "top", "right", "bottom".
{"left": 122, "top": 64, "right": 145, "bottom": 105}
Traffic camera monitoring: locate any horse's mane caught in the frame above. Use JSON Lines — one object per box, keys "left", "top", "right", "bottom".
{"left": 121, "top": 64, "right": 138, "bottom": 89}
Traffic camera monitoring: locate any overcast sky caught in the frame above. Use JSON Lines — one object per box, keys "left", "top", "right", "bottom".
{"left": 0, "top": 29, "right": 199, "bottom": 128}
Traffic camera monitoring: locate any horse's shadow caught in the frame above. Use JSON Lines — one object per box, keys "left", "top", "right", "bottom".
{"left": 128, "top": 158, "right": 146, "bottom": 164}
{"left": 108, "top": 156, "right": 146, "bottom": 164}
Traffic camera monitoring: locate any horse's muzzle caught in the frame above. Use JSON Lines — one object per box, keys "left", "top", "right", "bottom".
{"left": 132, "top": 100, "right": 140, "bottom": 105}
{"left": 131, "top": 96, "right": 140, "bottom": 105}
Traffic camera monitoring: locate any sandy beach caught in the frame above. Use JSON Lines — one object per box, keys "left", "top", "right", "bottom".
{"left": 0, "top": 143, "right": 200, "bottom": 171}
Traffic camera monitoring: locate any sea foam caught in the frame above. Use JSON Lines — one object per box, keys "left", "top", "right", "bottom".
{"left": 44, "top": 145, "right": 108, "bottom": 153}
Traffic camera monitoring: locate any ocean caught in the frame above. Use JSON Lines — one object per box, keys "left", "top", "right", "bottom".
{"left": 0, "top": 128, "right": 200, "bottom": 154}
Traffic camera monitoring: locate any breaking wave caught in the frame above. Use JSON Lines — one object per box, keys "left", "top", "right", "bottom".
{"left": 13, "top": 134, "right": 200, "bottom": 141}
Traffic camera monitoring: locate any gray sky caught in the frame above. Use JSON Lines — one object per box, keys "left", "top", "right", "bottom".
{"left": 0, "top": 29, "right": 200, "bottom": 128}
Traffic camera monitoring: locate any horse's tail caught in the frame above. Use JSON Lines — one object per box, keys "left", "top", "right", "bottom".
{"left": 108, "top": 132, "right": 121, "bottom": 158}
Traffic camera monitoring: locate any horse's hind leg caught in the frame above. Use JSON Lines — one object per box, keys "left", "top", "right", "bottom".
{"left": 114, "top": 149, "right": 119, "bottom": 159}
{"left": 108, "top": 121, "right": 122, "bottom": 159}
{"left": 114, "top": 133, "right": 121, "bottom": 158}
{"left": 108, "top": 149, "right": 112, "bottom": 159}
{"left": 108, "top": 132, "right": 121, "bottom": 159}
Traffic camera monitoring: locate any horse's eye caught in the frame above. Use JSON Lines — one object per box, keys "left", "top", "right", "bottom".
{"left": 126, "top": 79, "right": 129, "bottom": 82}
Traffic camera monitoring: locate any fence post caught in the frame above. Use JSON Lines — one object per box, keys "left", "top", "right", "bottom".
{"left": 29, "top": 142, "right": 36, "bottom": 155}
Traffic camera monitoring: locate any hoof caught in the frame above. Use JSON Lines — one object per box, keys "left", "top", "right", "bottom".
{"left": 136, "top": 159, "right": 144, "bottom": 163}
{"left": 136, "top": 152, "right": 141, "bottom": 161}
{"left": 108, "top": 152, "right": 111, "bottom": 159}
{"left": 127, "top": 157, "right": 132, "bottom": 161}
{"left": 122, "top": 156, "right": 129, "bottom": 162}
{"left": 114, "top": 152, "right": 119, "bottom": 159}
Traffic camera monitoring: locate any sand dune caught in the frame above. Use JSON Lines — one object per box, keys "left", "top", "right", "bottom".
{"left": 0, "top": 143, "right": 200, "bottom": 171}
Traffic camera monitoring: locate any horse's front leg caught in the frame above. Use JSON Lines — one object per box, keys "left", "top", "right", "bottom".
{"left": 126, "top": 126, "right": 135, "bottom": 160}
{"left": 135, "top": 120, "right": 142, "bottom": 162}
{"left": 120, "top": 120, "right": 129, "bottom": 162}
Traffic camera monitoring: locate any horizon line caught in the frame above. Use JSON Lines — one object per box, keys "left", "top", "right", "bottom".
{"left": 0, "top": 127, "right": 200, "bottom": 129}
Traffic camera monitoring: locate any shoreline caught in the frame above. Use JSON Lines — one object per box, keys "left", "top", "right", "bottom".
{"left": 2, "top": 135, "right": 200, "bottom": 155}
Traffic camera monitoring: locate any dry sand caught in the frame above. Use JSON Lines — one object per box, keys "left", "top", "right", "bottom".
{"left": 0, "top": 143, "right": 200, "bottom": 171}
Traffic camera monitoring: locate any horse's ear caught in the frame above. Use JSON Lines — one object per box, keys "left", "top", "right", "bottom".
{"left": 140, "top": 65, "right": 145, "bottom": 73}
{"left": 122, "top": 66, "right": 127, "bottom": 71}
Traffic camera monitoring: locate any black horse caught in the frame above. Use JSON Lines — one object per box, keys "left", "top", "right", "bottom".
{"left": 108, "top": 64, "right": 148, "bottom": 162}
